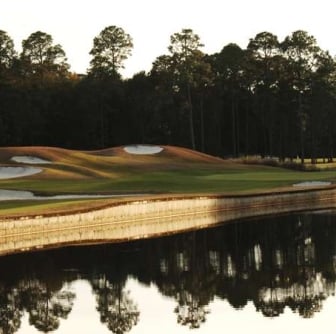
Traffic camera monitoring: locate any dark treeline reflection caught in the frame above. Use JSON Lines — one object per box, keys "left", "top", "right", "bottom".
{"left": 1, "top": 212, "right": 336, "bottom": 332}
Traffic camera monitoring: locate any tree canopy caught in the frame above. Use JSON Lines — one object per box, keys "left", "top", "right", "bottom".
{"left": 89, "top": 25, "right": 133, "bottom": 78}
{"left": 0, "top": 26, "right": 336, "bottom": 164}
{"left": 0, "top": 30, "right": 16, "bottom": 69}
{"left": 21, "top": 31, "right": 69, "bottom": 78}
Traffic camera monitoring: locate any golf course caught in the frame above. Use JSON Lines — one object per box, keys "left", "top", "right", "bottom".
{"left": 0, "top": 144, "right": 336, "bottom": 218}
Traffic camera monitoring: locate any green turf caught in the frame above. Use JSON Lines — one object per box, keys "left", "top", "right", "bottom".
{"left": 1, "top": 146, "right": 336, "bottom": 216}
{"left": 1, "top": 165, "right": 335, "bottom": 195}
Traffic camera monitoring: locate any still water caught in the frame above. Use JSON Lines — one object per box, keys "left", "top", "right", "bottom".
{"left": 1, "top": 211, "right": 336, "bottom": 333}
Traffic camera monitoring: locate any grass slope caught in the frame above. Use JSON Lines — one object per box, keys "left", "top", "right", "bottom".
{"left": 0, "top": 145, "right": 335, "bottom": 216}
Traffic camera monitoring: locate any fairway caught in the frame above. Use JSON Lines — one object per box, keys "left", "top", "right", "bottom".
{"left": 0, "top": 145, "right": 335, "bottom": 217}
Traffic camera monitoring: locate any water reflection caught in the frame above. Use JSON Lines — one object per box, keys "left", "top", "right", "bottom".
{"left": 92, "top": 275, "right": 139, "bottom": 333}
{"left": 1, "top": 211, "right": 336, "bottom": 332}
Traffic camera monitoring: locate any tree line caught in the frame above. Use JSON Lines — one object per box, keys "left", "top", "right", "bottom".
{"left": 1, "top": 26, "right": 336, "bottom": 162}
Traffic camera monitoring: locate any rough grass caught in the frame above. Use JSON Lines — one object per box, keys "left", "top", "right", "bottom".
{"left": 1, "top": 145, "right": 336, "bottom": 217}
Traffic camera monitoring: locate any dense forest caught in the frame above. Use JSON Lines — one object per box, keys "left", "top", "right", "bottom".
{"left": 1, "top": 26, "right": 336, "bottom": 163}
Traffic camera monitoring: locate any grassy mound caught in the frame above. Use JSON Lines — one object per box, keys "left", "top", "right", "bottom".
{"left": 0, "top": 145, "right": 336, "bottom": 217}
{"left": 0, "top": 145, "right": 233, "bottom": 188}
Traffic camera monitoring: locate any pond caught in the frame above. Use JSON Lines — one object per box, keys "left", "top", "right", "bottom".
{"left": 1, "top": 210, "right": 336, "bottom": 333}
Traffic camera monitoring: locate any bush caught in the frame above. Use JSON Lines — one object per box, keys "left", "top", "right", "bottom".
{"left": 241, "top": 156, "right": 320, "bottom": 172}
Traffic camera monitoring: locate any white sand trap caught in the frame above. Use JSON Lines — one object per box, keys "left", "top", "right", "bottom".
{"left": 293, "top": 181, "right": 331, "bottom": 187}
{"left": 0, "top": 166, "right": 42, "bottom": 179}
{"left": 124, "top": 145, "right": 163, "bottom": 155}
{"left": 0, "top": 189, "right": 35, "bottom": 200}
{"left": 0, "top": 189, "right": 144, "bottom": 201}
{"left": 11, "top": 156, "right": 51, "bottom": 164}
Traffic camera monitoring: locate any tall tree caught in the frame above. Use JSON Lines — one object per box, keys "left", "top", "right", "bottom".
{"left": 281, "top": 30, "right": 323, "bottom": 163}
{"left": 212, "top": 43, "right": 247, "bottom": 157}
{"left": 247, "top": 32, "right": 280, "bottom": 157}
{"left": 0, "top": 30, "right": 16, "bottom": 70}
{"left": 0, "top": 31, "right": 18, "bottom": 145}
{"left": 125, "top": 72, "right": 158, "bottom": 144}
{"left": 21, "top": 31, "right": 69, "bottom": 79}
{"left": 168, "top": 28, "right": 205, "bottom": 150}
{"left": 308, "top": 50, "right": 336, "bottom": 163}
{"left": 150, "top": 55, "right": 179, "bottom": 145}
{"left": 89, "top": 25, "right": 133, "bottom": 78}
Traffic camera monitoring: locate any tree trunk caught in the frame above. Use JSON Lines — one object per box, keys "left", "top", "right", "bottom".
{"left": 200, "top": 95, "right": 205, "bottom": 152}
{"left": 310, "top": 115, "right": 316, "bottom": 164}
{"left": 231, "top": 95, "right": 237, "bottom": 157}
{"left": 299, "top": 93, "right": 305, "bottom": 164}
{"left": 236, "top": 99, "right": 240, "bottom": 157}
{"left": 244, "top": 103, "right": 249, "bottom": 157}
{"left": 187, "top": 83, "right": 196, "bottom": 150}
{"left": 328, "top": 120, "right": 334, "bottom": 162}
{"left": 99, "top": 96, "right": 106, "bottom": 148}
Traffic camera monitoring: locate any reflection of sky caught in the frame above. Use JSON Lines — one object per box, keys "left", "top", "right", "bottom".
{"left": 17, "top": 280, "right": 111, "bottom": 334}
{"left": 16, "top": 277, "right": 336, "bottom": 334}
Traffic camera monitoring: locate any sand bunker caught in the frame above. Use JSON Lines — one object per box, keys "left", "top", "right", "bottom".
{"left": 0, "top": 167, "right": 42, "bottom": 179}
{"left": 124, "top": 145, "right": 163, "bottom": 155}
{"left": 293, "top": 181, "right": 331, "bottom": 187}
{"left": 0, "top": 189, "right": 34, "bottom": 200}
{"left": 11, "top": 156, "right": 51, "bottom": 164}
{"left": 0, "top": 189, "right": 143, "bottom": 201}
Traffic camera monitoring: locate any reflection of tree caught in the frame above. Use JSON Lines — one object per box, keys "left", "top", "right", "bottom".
{"left": 254, "top": 214, "right": 329, "bottom": 318}
{"left": 20, "top": 279, "right": 75, "bottom": 333}
{"left": 290, "top": 216, "right": 324, "bottom": 318}
{"left": 255, "top": 299, "right": 285, "bottom": 317}
{"left": 254, "top": 217, "right": 286, "bottom": 318}
{"left": 147, "top": 212, "right": 336, "bottom": 321}
{"left": 152, "top": 232, "right": 214, "bottom": 329}
{"left": 92, "top": 275, "right": 139, "bottom": 334}
{"left": 289, "top": 293, "right": 323, "bottom": 318}
{"left": 2, "top": 210, "right": 336, "bottom": 333}
{"left": 174, "top": 291, "right": 209, "bottom": 329}
{"left": 0, "top": 284, "right": 23, "bottom": 334}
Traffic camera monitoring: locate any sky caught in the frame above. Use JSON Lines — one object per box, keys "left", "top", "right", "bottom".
{"left": 1, "top": 0, "right": 336, "bottom": 78}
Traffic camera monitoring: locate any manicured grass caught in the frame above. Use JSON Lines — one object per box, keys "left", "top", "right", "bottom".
{"left": 1, "top": 145, "right": 336, "bottom": 217}
{"left": 2, "top": 167, "right": 335, "bottom": 194}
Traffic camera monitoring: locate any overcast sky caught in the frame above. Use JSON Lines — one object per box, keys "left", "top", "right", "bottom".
{"left": 1, "top": 0, "right": 335, "bottom": 77}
